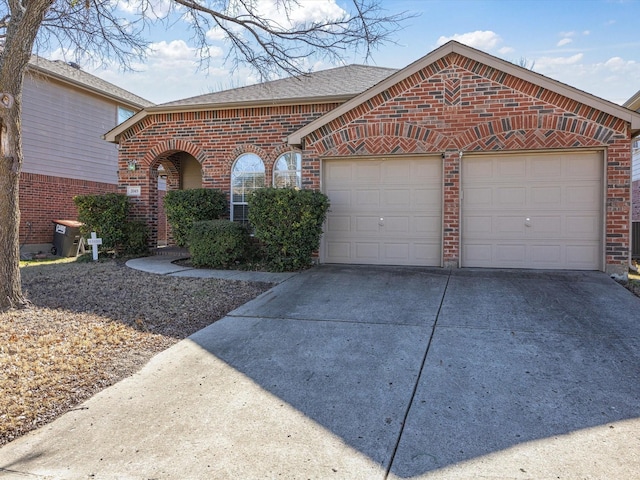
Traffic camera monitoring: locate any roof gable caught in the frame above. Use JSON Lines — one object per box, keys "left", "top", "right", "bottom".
{"left": 105, "top": 64, "right": 396, "bottom": 143}
{"left": 28, "top": 56, "right": 154, "bottom": 109}
{"left": 624, "top": 89, "right": 640, "bottom": 113}
{"left": 288, "top": 41, "right": 640, "bottom": 146}
{"left": 158, "top": 64, "right": 397, "bottom": 108}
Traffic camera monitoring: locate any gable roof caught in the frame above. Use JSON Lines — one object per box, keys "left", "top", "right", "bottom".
{"left": 104, "top": 64, "right": 396, "bottom": 143}
{"left": 28, "top": 56, "right": 154, "bottom": 109}
{"left": 159, "top": 64, "right": 398, "bottom": 109}
{"left": 624, "top": 89, "right": 640, "bottom": 113}
{"left": 288, "top": 41, "right": 640, "bottom": 146}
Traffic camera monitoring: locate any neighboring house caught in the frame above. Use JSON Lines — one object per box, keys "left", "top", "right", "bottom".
{"left": 19, "top": 56, "right": 153, "bottom": 252}
{"left": 623, "top": 90, "right": 640, "bottom": 223}
{"left": 106, "top": 41, "right": 640, "bottom": 276}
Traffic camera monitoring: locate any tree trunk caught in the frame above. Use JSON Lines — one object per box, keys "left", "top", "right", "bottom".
{"left": 0, "top": 0, "right": 54, "bottom": 310}
{"left": 0, "top": 116, "right": 26, "bottom": 309}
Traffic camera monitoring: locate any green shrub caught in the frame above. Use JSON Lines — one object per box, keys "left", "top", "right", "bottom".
{"left": 74, "top": 193, "right": 129, "bottom": 251}
{"left": 121, "top": 220, "right": 149, "bottom": 255}
{"left": 163, "top": 189, "right": 227, "bottom": 247}
{"left": 248, "top": 188, "right": 329, "bottom": 271}
{"left": 74, "top": 193, "right": 149, "bottom": 257}
{"left": 189, "top": 220, "right": 250, "bottom": 268}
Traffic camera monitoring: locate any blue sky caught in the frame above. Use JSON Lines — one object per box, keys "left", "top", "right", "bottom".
{"left": 66, "top": 0, "right": 637, "bottom": 105}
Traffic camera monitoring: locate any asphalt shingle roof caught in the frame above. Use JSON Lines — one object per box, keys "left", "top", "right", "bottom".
{"left": 156, "top": 64, "right": 398, "bottom": 108}
{"left": 28, "top": 56, "right": 154, "bottom": 109}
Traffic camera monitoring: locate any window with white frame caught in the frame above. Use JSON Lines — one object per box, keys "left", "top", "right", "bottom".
{"left": 231, "top": 153, "right": 265, "bottom": 224}
{"left": 273, "top": 151, "right": 302, "bottom": 188}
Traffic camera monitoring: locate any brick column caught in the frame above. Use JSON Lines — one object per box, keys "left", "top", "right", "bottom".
{"left": 442, "top": 150, "right": 460, "bottom": 268}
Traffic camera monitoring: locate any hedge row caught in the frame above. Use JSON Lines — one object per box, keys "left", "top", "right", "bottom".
{"left": 185, "top": 187, "right": 329, "bottom": 271}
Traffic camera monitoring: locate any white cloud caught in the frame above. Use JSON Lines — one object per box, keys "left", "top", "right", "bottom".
{"left": 536, "top": 53, "right": 584, "bottom": 69}
{"left": 534, "top": 53, "right": 639, "bottom": 104}
{"left": 78, "top": 39, "right": 234, "bottom": 104}
{"left": 226, "top": 0, "right": 346, "bottom": 29}
{"left": 557, "top": 38, "right": 573, "bottom": 47}
{"left": 117, "top": 0, "right": 173, "bottom": 19}
{"left": 436, "top": 30, "right": 502, "bottom": 51}
{"left": 498, "top": 46, "right": 515, "bottom": 55}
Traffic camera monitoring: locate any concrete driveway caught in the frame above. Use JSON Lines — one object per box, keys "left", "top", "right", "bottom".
{"left": 1, "top": 265, "right": 639, "bottom": 479}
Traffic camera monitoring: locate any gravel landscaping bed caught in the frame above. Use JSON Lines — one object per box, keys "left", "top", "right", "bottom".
{"left": 0, "top": 259, "right": 272, "bottom": 446}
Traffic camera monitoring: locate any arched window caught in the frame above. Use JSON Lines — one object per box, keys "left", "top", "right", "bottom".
{"left": 231, "top": 153, "right": 265, "bottom": 224}
{"left": 273, "top": 151, "right": 302, "bottom": 188}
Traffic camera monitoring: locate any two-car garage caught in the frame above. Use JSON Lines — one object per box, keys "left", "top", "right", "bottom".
{"left": 322, "top": 151, "right": 603, "bottom": 271}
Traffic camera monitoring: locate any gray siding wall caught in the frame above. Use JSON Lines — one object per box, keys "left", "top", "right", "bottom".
{"left": 21, "top": 73, "right": 120, "bottom": 184}
{"left": 633, "top": 141, "right": 640, "bottom": 182}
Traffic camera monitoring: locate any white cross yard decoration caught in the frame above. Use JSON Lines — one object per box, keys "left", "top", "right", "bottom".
{"left": 87, "top": 232, "right": 103, "bottom": 261}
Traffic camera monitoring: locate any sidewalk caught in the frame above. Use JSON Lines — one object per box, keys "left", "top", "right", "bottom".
{"left": 125, "top": 254, "right": 297, "bottom": 283}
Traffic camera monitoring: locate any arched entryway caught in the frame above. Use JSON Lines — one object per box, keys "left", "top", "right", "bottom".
{"left": 152, "top": 151, "right": 203, "bottom": 247}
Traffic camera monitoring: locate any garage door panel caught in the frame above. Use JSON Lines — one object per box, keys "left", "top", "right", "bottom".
{"left": 532, "top": 186, "right": 562, "bottom": 204}
{"left": 326, "top": 164, "right": 353, "bottom": 182}
{"left": 531, "top": 157, "right": 562, "bottom": 177}
{"left": 463, "top": 215, "right": 493, "bottom": 235}
{"left": 326, "top": 241, "right": 350, "bottom": 260}
{"left": 383, "top": 189, "right": 411, "bottom": 206}
{"left": 355, "top": 163, "right": 381, "bottom": 183}
{"left": 414, "top": 187, "right": 441, "bottom": 206}
{"left": 566, "top": 184, "right": 600, "bottom": 206}
{"left": 498, "top": 187, "right": 526, "bottom": 205}
{"left": 462, "top": 152, "right": 602, "bottom": 270}
{"left": 326, "top": 189, "right": 351, "bottom": 208}
{"left": 326, "top": 215, "right": 351, "bottom": 233}
{"left": 465, "top": 187, "right": 493, "bottom": 206}
{"left": 324, "top": 157, "right": 442, "bottom": 266}
{"left": 356, "top": 189, "right": 380, "bottom": 208}
{"left": 565, "top": 216, "right": 599, "bottom": 235}
{"left": 355, "top": 216, "right": 379, "bottom": 232}
{"left": 414, "top": 214, "right": 442, "bottom": 234}
{"left": 384, "top": 216, "right": 410, "bottom": 234}
{"left": 530, "top": 245, "right": 562, "bottom": 264}
{"left": 530, "top": 216, "right": 562, "bottom": 235}
{"left": 566, "top": 244, "right": 600, "bottom": 267}
{"left": 498, "top": 157, "right": 527, "bottom": 177}
{"left": 496, "top": 216, "right": 526, "bottom": 235}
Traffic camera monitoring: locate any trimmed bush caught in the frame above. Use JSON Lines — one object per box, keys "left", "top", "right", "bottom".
{"left": 248, "top": 188, "right": 330, "bottom": 271}
{"left": 121, "top": 220, "right": 149, "bottom": 255}
{"left": 74, "top": 193, "right": 149, "bottom": 256}
{"left": 189, "top": 220, "right": 250, "bottom": 268}
{"left": 163, "top": 189, "right": 227, "bottom": 247}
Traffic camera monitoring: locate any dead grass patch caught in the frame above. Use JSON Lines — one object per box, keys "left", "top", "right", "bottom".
{"left": 0, "top": 259, "right": 272, "bottom": 446}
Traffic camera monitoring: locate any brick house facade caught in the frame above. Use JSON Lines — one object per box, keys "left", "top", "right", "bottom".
{"left": 107, "top": 42, "right": 640, "bottom": 275}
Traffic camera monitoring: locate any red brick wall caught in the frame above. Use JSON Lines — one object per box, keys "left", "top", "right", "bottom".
{"left": 19, "top": 172, "right": 116, "bottom": 245}
{"left": 117, "top": 104, "right": 337, "bottom": 246}
{"left": 117, "top": 53, "right": 633, "bottom": 273}
{"left": 302, "top": 53, "right": 632, "bottom": 273}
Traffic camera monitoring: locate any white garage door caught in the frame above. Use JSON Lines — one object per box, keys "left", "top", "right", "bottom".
{"left": 323, "top": 157, "right": 442, "bottom": 266}
{"left": 461, "top": 151, "right": 603, "bottom": 270}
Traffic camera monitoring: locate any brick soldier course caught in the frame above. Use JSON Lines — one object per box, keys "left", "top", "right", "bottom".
{"left": 106, "top": 41, "right": 640, "bottom": 275}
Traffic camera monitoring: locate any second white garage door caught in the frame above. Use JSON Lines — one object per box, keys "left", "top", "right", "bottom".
{"left": 461, "top": 151, "right": 603, "bottom": 270}
{"left": 323, "top": 157, "right": 442, "bottom": 266}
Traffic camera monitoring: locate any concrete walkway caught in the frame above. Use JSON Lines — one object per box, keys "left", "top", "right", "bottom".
{"left": 1, "top": 263, "right": 639, "bottom": 479}
{"left": 125, "top": 254, "right": 297, "bottom": 283}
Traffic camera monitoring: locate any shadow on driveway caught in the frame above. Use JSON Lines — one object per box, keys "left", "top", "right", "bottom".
{"left": 190, "top": 266, "right": 640, "bottom": 478}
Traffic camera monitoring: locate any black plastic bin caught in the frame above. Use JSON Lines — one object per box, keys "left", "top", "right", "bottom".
{"left": 52, "top": 220, "right": 83, "bottom": 257}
